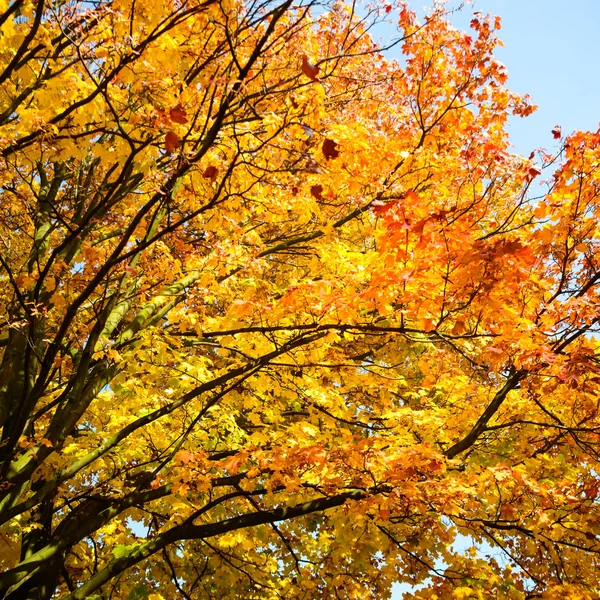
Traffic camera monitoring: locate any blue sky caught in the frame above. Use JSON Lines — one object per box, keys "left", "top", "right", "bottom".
{"left": 381, "top": 1, "right": 600, "bottom": 597}
{"left": 377, "top": 0, "right": 600, "bottom": 157}
{"left": 449, "top": 0, "right": 600, "bottom": 156}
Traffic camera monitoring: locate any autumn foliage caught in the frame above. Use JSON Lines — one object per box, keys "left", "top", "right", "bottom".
{"left": 0, "top": 0, "right": 599, "bottom": 598}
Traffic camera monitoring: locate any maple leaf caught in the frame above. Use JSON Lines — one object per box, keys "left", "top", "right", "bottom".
{"left": 50, "top": 292, "right": 67, "bottom": 308}
{"left": 322, "top": 138, "right": 340, "bottom": 160}
{"left": 451, "top": 317, "right": 467, "bottom": 335}
{"left": 169, "top": 103, "right": 188, "bottom": 124}
{"left": 301, "top": 54, "right": 319, "bottom": 81}
{"left": 164, "top": 131, "right": 180, "bottom": 153}
{"left": 204, "top": 165, "right": 218, "bottom": 181}
{"left": 176, "top": 449, "right": 195, "bottom": 464}
{"left": 379, "top": 507, "right": 391, "bottom": 520}
{"left": 525, "top": 165, "right": 542, "bottom": 181}
{"left": 412, "top": 217, "right": 427, "bottom": 236}
{"left": 310, "top": 184, "right": 324, "bottom": 199}
{"left": 372, "top": 199, "right": 389, "bottom": 215}
{"left": 551, "top": 125, "right": 562, "bottom": 139}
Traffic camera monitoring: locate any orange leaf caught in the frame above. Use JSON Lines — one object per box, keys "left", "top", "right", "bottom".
{"left": 451, "top": 317, "right": 467, "bottom": 335}
{"left": 412, "top": 218, "right": 427, "bottom": 236}
{"left": 165, "top": 131, "right": 180, "bottom": 153}
{"left": 169, "top": 103, "right": 188, "bottom": 124}
{"left": 301, "top": 55, "right": 319, "bottom": 81}
{"left": 176, "top": 450, "right": 193, "bottom": 464}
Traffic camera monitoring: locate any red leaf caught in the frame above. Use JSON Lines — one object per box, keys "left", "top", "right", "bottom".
{"left": 412, "top": 218, "right": 427, "bottom": 236}
{"left": 169, "top": 103, "right": 188, "bottom": 124}
{"left": 551, "top": 125, "right": 562, "bottom": 139}
{"left": 310, "top": 184, "right": 323, "bottom": 200}
{"left": 372, "top": 199, "right": 388, "bottom": 215}
{"left": 204, "top": 165, "right": 218, "bottom": 181}
{"left": 384, "top": 4, "right": 392, "bottom": 13}
{"left": 301, "top": 55, "right": 319, "bottom": 81}
{"left": 322, "top": 138, "right": 339, "bottom": 160}
{"left": 372, "top": 190, "right": 416, "bottom": 216}
{"left": 164, "top": 131, "right": 180, "bottom": 153}
{"left": 525, "top": 166, "right": 542, "bottom": 182}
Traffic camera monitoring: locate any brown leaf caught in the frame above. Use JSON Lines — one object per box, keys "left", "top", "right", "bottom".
{"left": 169, "top": 103, "right": 188, "bottom": 124}
{"left": 310, "top": 184, "right": 323, "bottom": 200}
{"left": 165, "top": 131, "right": 180, "bottom": 153}
{"left": 204, "top": 165, "right": 218, "bottom": 181}
{"left": 500, "top": 239, "right": 524, "bottom": 255}
{"left": 301, "top": 55, "right": 319, "bottom": 81}
{"left": 322, "top": 138, "right": 339, "bottom": 160}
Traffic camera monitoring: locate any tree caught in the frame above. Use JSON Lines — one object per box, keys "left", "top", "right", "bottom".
{"left": 0, "top": 0, "right": 599, "bottom": 597}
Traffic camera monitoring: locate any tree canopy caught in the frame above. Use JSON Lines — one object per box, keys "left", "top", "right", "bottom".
{"left": 1, "top": 0, "right": 599, "bottom": 598}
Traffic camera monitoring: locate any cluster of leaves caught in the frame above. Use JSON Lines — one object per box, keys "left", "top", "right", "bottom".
{"left": 0, "top": 0, "right": 599, "bottom": 598}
